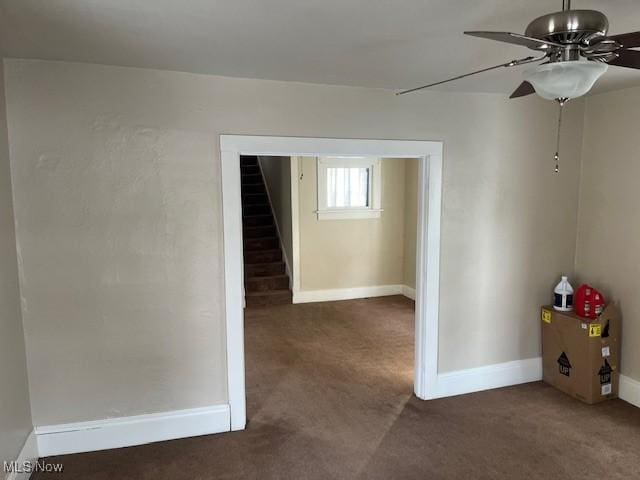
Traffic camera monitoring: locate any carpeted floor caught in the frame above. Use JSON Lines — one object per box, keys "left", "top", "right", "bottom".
{"left": 34, "top": 296, "right": 640, "bottom": 479}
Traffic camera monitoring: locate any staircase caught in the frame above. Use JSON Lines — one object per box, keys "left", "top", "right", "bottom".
{"left": 241, "top": 156, "right": 292, "bottom": 307}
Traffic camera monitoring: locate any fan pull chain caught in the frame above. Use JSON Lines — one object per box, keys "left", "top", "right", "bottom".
{"left": 554, "top": 99, "right": 566, "bottom": 173}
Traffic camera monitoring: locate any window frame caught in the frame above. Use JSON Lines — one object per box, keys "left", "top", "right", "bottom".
{"left": 316, "top": 156, "right": 382, "bottom": 220}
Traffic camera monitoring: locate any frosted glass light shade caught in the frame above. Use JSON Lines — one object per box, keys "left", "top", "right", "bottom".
{"left": 523, "top": 60, "right": 608, "bottom": 100}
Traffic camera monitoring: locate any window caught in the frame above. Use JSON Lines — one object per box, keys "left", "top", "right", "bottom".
{"left": 316, "top": 156, "right": 382, "bottom": 220}
{"left": 326, "top": 167, "right": 369, "bottom": 208}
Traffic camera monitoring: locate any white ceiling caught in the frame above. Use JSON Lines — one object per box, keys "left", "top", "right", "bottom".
{"left": 1, "top": 0, "right": 639, "bottom": 95}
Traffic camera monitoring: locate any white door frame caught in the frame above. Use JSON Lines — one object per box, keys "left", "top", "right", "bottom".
{"left": 220, "top": 135, "right": 443, "bottom": 431}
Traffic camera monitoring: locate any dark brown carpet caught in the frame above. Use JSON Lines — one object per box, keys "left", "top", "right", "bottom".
{"left": 34, "top": 296, "right": 640, "bottom": 479}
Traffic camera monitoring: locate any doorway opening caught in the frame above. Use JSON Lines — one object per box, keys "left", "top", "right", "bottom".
{"left": 240, "top": 154, "right": 420, "bottom": 428}
{"left": 221, "top": 136, "right": 443, "bottom": 431}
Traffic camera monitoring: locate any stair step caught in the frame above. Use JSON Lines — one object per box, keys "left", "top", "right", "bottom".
{"left": 244, "top": 249, "right": 282, "bottom": 264}
{"left": 245, "top": 275, "right": 290, "bottom": 292}
{"left": 243, "top": 204, "right": 271, "bottom": 216}
{"left": 244, "top": 237, "right": 279, "bottom": 251}
{"left": 242, "top": 193, "right": 269, "bottom": 206}
{"left": 244, "top": 225, "right": 276, "bottom": 239}
{"left": 245, "top": 262, "right": 285, "bottom": 277}
{"left": 240, "top": 156, "right": 258, "bottom": 167}
{"left": 241, "top": 174, "right": 262, "bottom": 185}
{"left": 243, "top": 214, "right": 273, "bottom": 227}
{"left": 241, "top": 165, "right": 260, "bottom": 175}
{"left": 245, "top": 289, "right": 292, "bottom": 307}
{"left": 241, "top": 183, "right": 266, "bottom": 194}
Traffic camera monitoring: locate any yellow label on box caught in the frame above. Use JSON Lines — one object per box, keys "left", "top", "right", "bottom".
{"left": 589, "top": 324, "right": 602, "bottom": 337}
{"left": 542, "top": 310, "right": 552, "bottom": 324}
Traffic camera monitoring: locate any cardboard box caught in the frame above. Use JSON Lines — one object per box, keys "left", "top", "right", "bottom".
{"left": 541, "top": 304, "right": 621, "bottom": 404}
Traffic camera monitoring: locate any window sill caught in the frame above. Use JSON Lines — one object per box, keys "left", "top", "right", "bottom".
{"left": 316, "top": 209, "right": 383, "bottom": 220}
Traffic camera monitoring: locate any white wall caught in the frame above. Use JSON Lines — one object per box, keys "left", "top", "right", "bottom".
{"left": 257, "top": 156, "right": 293, "bottom": 275}
{"left": 4, "top": 59, "right": 584, "bottom": 426}
{"left": 0, "top": 60, "right": 33, "bottom": 467}
{"left": 576, "top": 86, "right": 640, "bottom": 383}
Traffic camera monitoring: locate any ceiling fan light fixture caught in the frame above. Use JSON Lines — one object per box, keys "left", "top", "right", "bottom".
{"left": 522, "top": 60, "right": 608, "bottom": 100}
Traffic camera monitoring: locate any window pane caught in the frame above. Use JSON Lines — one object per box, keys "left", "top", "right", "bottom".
{"left": 326, "top": 167, "right": 369, "bottom": 208}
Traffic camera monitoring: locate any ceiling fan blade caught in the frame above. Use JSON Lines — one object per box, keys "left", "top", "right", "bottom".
{"left": 464, "top": 31, "right": 562, "bottom": 50}
{"left": 609, "top": 31, "right": 640, "bottom": 49}
{"left": 608, "top": 49, "right": 640, "bottom": 69}
{"left": 583, "top": 38, "right": 621, "bottom": 55}
{"left": 396, "top": 55, "right": 541, "bottom": 96}
{"left": 509, "top": 81, "right": 535, "bottom": 99}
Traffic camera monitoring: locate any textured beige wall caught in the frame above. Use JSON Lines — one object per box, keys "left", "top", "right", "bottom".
{"left": 576, "top": 87, "right": 640, "bottom": 382}
{"left": 298, "top": 157, "right": 406, "bottom": 290}
{"left": 258, "top": 156, "right": 292, "bottom": 272}
{"left": 0, "top": 61, "right": 33, "bottom": 465}
{"left": 403, "top": 159, "right": 419, "bottom": 289}
{"left": 6, "top": 61, "right": 229, "bottom": 426}
{"left": 5, "top": 59, "right": 584, "bottom": 425}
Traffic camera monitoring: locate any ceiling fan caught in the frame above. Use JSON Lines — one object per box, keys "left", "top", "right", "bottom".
{"left": 398, "top": 0, "right": 640, "bottom": 100}
{"left": 396, "top": 1, "right": 640, "bottom": 171}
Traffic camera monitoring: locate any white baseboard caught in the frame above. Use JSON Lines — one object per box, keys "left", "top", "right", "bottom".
{"left": 5, "top": 430, "right": 38, "bottom": 480}
{"left": 35, "top": 404, "right": 230, "bottom": 457}
{"left": 402, "top": 285, "right": 416, "bottom": 300}
{"left": 620, "top": 374, "right": 640, "bottom": 408}
{"left": 293, "top": 284, "right": 405, "bottom": 304}
{"left": 433, "top": 357, "right": 543, "bottom": 399}
{"left": 431, "top": 361, "right": 640, "bottom": 407}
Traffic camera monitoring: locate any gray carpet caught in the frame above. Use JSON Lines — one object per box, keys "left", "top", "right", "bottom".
{"left": 34, "top": 296, "right": 640, "bottom": 479}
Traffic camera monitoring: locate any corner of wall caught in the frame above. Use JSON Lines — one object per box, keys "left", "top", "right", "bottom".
{"left": 0, "top": 57, "right": 37, "bottom": 465}
{"left": 402, "top": 158, "right": 418, "bottom": 290}
{"left": 2, "top": 58, "right": 35, "bottom": 420}
{"left": 572, "top": 96, "right": 590, "bottom": 279}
